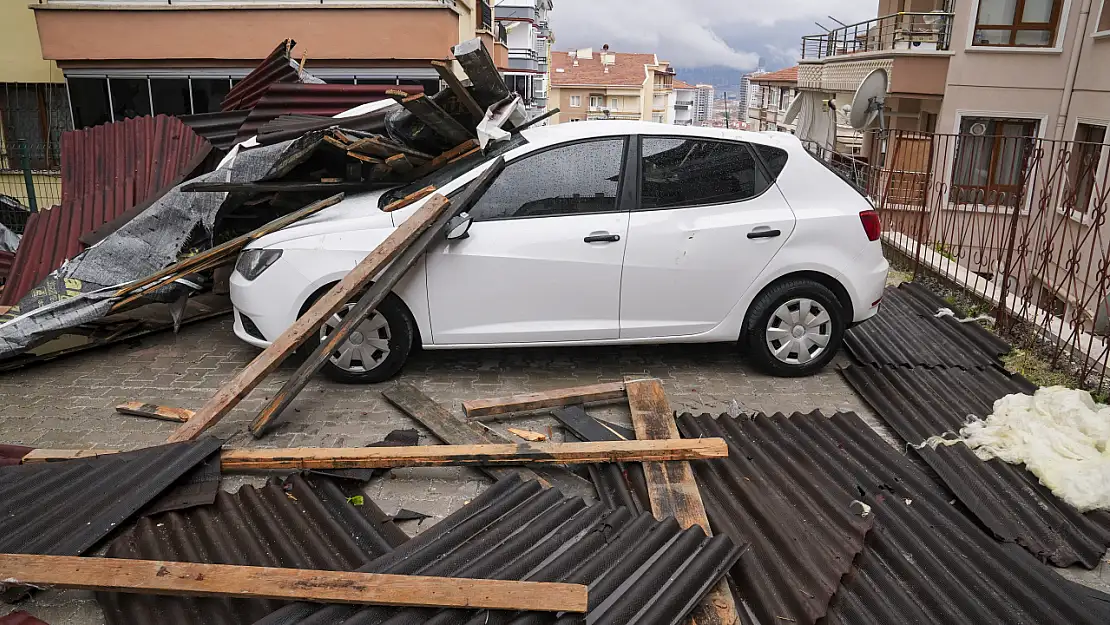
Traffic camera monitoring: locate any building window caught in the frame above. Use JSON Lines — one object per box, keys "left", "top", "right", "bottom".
{"left": 779, "top": 88, "right": 790, "bottom": 111}
{"left": 190, "top": 78, "right": 232, "bottom": 114}
{"left": 109, "top": 78, "right": 152, "bottom": 120}
{"left": 0, "top": 83, "right": 69, "bottom": 170}
{"left": 570, "top": 95, "right": 581, "bottom": 108}
{"left": 652, "top": 114, "right": 664, "bottom": 123}
{"left": 951, "top": 117, "right": 1038, "bottom": 205}
{"left": 1098, "top": 0, "right": 1110, "bottom": 34}
{"left": 972, "top": 0, "right": 1063, "bottom": 47}
{"left": 1068, "top": 123, "right": 1107, "bottom": 214}
{"left": 68, "top": 78, "right": 112, "bottom": 130}
{"left": 609, "top": 97, "right": 619, "bottom": 111}
{"left": 1038, "top": 284, "right": 1067, "bottom": 318}
{"left": 589, "top": 95, "right": 603, "bottom": 110}
{"left": 150, "top": 79, "right": 191, "bottom": 117}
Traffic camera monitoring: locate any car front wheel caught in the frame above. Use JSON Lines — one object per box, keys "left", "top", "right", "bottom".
{"left": 744, "top": 279, "right": 845, "bottom": 377}
{"left": 301, "top": 291, "right": 414, "bottom": 384}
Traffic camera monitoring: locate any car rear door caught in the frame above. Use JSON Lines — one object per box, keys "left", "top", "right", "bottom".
{"left": 619, "top": 136, "right": 796, "bottom": 339}
{"left": 425, "top": 136, "right": 632, "bottom": 345}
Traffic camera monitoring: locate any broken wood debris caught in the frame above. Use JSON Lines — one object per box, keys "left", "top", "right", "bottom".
{"left": 115, "top": 402, "right": 194, "bottom": 423}
{"left": 463, "top": 381, "right": 629, "bottom": 418}
{"left": 507, "top": 428, "right": 547, "bottom": 442}
{"left": 382, "top": 185, "right": 436, "bottom": 213}
{"left": 0, "top": 554, "right": 588, "bottom": 612}
{"left": 397, "top": 93, "right": 475, "bottom": 145}
{"left": 431, "top": 60, "right": 485, "bottom": 121}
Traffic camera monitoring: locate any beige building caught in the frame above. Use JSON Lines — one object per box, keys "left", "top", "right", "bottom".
{"left": 548, "top": 45, "right": 674, "bottom": 124}
{"left": 748, "top": 67, "right": 798, "bottom": 133}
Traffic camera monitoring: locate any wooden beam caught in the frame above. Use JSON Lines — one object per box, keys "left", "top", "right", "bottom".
{"left": 431, "top": 59, "right": 485, "bottom": 121}
{"left": 167, "top": 194, "right": 453, "bottom": 443}
{"left": 22, "top": 449, "right": 120, "bottom": 463}
{"left": 116, "top": 402, "right": 194, "bottom": 423}
{"left": 348, "top": 137, "right": 433, "bottom": 161}
{"left": 447, "top": 146, "right": 482, "bottom": 164}
{"left": 346, "top": 151, "right": 381, "bottom": 164}
{"left": 219, "top": 439, "right": 726, "bottom": 471}
{"left": 0, "top": 554, "right": 586, "bottom": 612}
{"left": 246, "top": 158, "right": 506, "bottom": 438}
{"left": 382, "top": 185, "right": 436, "bottom": 213}
{"left": 463, "top": 382, "right": 628, "bottom": 418}
{"left": 385, "top": 153, "right": 414, "bottom": 175}
{"left": 625, "top": 378, "right": 740, "bottom": 625}
{"left": 452, "top": 38, "right": 511, "bottom": 108}
{"left": 398, "top": 93, "right": 474, "bottom": 145}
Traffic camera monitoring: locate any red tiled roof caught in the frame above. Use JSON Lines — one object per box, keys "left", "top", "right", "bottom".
{"left": 550, "top": 50, "right": 656, "bottom": 87}
{"left": 750, "top": 66, "right": 799, "bottom": 84}
{"left": 672, "top": 79, "right": 696, "bottom": 89}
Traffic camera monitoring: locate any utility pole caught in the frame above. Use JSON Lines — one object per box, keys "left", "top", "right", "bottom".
{"left": 722, "top": 92, "right": 730, "bottom": 129}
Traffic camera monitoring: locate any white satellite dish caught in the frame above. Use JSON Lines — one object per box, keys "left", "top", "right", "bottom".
{"left": 849, "top": 68, "right": 888, "bottom": 130}
{"left": 783, "top": 95, "right": 803, "bottom": 125}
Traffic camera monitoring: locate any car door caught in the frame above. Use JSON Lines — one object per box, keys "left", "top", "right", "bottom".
{"left": 619, "top": 135, "right": 796, "bottom": 339}
{"left": 425, "top": 136, "right": 631, "bottom": 345}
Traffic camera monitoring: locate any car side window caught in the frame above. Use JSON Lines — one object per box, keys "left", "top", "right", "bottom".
{"left": 469, "top": 138, "right": 626, "bottom": 221}
{"left": 640, "top": 137, "right": 770, "bottom": 210}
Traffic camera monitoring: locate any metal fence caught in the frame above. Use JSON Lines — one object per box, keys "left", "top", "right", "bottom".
{"left": 810, "top": 129, "right": 1110, "bottom": 391}
{"left": 0, "top": 141, "right": 62, "bottom": 220}
{"left": 801, "top": 10, "right": 954, "bottom": 60}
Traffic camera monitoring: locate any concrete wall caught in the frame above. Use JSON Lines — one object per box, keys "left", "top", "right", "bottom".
{"left": 1, "top": 4, "right": 62, "bottom": 83}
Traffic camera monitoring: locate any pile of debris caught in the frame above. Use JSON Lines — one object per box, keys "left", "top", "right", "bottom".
{"left": 0, "top": 37, "right": 540, "bottom": 368}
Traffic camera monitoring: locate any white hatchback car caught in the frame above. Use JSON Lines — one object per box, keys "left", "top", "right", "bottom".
{"left": 231, "top": 121, "right": 887, "bottom": 382}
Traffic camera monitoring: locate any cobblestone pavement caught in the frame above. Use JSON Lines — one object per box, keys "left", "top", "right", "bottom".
{"left": 1, "top": 316, "right": 1106, "bottom": 622}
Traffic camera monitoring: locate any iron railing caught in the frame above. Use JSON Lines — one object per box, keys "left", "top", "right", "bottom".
{"left": 809, "top": 130, "right": 1110, "bottom": 391}
{"left": 479, "top": 0, "right": 493, "bottom": 31}
{"left": 0, "top": 141, "right": 62, "bottom": 218}
{"left": 801, "top": 11, "right": 954, "bottom": 60}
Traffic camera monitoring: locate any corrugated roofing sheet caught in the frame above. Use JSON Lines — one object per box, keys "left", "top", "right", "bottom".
{"left": 0, "top": 116, "right": 211, "bottom": 306}
{"left": 845, "top": 282, "right": 1009, "bottom": 368}
{"left": 677, "top": 411, "right": 1108, "bottom": 625}
{"left": 842, "top": 363, "right": 1110, "bottom": 568}
{"left": 256, "top": 475, "right": 741, "bottom": 625}
{"left": 98, "top": 473, "right": 408, "bottom": 625}
{"left": 222, "top": 39, "right": 299, "bottom": 113}
{"left": 0, "top": 444, "right": 32, "bottom": 467}
{"left": 0, "top": 250, "right": 13, "bottom": 284}
{"left": 178, "top": 110, "right": 252, "bottom": 152}
{"left": 0, "top": 611, "right": 49, "bottom": 625}
{"left": 233, "top": 84, "right": 422, "bottom": 144}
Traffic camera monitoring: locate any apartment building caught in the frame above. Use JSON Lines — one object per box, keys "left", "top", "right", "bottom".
{"left": 691, "top": 84, "right": 715, "bottom": 126}
{"left": 748, "top": 67, "right": 798, "bottom": 133}
{"left": 739, "top": 64, "right": 766, "bottom": 111}
{"left": 672, "top": 79, "right": 696, "bottom": 125}
{"left": 548, "top": 45, "right": 675, "bottom": 124}
{"left": 30, "top": 0, "right": 507, "bottom": 127}
{"left": 496, "top": 0, "right": 554, "bottom": 118}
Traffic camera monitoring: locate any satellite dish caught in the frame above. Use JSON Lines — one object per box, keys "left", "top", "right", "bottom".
{"left": 970, "top": 122, "right": 988, "bottom": 136}
{"left": 783, "top": 95, "right": 803, "bottom": 125}
{"left": 849, "top": 69, "right": 888, "bottom": 130}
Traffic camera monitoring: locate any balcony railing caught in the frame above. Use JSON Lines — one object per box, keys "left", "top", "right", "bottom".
{"left": 801, "top": 11, "right": 953, "bottom": 60}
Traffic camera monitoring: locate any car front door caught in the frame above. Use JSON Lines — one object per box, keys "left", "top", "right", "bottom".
{"left": 619, "top": 136, "right": 796, "bottom": 339}
{"left": 426, "top": 136, "right": 631, "bottom": 345}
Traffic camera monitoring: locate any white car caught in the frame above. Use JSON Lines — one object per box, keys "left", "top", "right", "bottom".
{"left": 231, "top": 121, "right": 888, "bottom": 382}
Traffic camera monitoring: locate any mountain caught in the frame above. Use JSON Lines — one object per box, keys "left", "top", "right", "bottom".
{"left": 671, "top": 65, "right": 745, "bottom": 93}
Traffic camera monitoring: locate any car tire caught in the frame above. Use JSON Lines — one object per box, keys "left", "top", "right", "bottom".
{"left": 743, "top": 279, "right": 845, "bottom": 377}
{"left": 301, "top": 290, "right": 415, "bottom": 384}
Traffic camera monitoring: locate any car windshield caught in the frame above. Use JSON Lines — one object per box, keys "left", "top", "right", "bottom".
{"left": 379, "top": 134, "right": 529, "bottom": 209}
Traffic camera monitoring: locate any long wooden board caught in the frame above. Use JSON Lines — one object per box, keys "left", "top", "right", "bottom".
{"left": 463, "top": 382, "right": 628, "bottom": 419}
{"left": 625, "top": 378, "right": 740, "bottom": 625}
{"left": 431, "top": 60, "right": 485, "bottom": 121}
{"left": 167, "top": 194, "right": 453, "bottom": 443}
{"left": 0, "top": 554, "right": 586, "bottom": 612}
{"left": 116, "top": 402, "right": 194, "bottom": 423}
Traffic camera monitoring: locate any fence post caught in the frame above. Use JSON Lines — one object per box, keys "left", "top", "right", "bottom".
{"left": 18, "top": 140, "right": 38, "bottom": 213}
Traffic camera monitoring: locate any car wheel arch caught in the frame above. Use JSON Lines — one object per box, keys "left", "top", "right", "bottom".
{"left": 742, "top": 270, "right": 853, "bottom": 334}
{"left": 298, "top": 281, "right": 423, "bottom": 349}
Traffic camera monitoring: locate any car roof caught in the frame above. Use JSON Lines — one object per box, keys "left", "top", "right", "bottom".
{"left": 519, "top": 120, "right": 799, "bottom": 151}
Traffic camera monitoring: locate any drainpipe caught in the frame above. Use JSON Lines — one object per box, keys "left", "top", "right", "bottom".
{"left": 1053, "top": 0, "right": 1093, "bottom": 141}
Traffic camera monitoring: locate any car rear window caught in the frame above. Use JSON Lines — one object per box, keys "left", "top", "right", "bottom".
{"left": 753, "top": 144, "right": 789, "bottom": 179}
{"left": 640, "top": 137, "right": 772, "bottom": 209}
{"left": 378, "top": 134, "right": 529, "bottom": 209}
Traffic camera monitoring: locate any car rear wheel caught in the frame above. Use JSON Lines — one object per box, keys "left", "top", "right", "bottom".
{"left": 301, "top": 291, "right": 414, "bottom": 384}
{"left": 743, "top": 279, "right": 845, "bottom": 377}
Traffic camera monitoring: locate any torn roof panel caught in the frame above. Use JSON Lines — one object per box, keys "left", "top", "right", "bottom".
{"left": 98, "top": 473, "right": 408, "bottom": 625}
{"left": 0, "top": 115, "right": 211, "bottom": 306}
{"left": 222, "top": 39, "right": 298, "bottom": 112}
{"left": 255, "top": 475, "right": 741, "bottom": 625}
{"left": 678, "top": 411, "right": 1107, "bottom": 625}
{"left": 178, "top": 110, "right": 252, "bottom": 152}
{"left": 841, "top": 364, "right": 1110, "bottom": 568}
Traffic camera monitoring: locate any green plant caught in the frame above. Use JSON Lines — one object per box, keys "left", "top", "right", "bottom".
{"left": 932, "top": 242, "right": 956, "bottom": 261}
{"left": 1001, "top": 348, "right": 1076, "bottom": 388}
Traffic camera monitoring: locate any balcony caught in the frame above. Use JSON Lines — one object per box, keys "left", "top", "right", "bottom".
{"left": 675, "top": 100, "right": 693, "bottom": 108}
{"left": 801, "top": 11, "right": 953, "bottom": 60}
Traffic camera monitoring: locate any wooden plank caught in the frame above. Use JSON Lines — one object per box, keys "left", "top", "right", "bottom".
{"left": 167, "top": 194, "right": 453, "bottom": 443}
{"left": 115, "top": 402, "right": 193, "bottom": 423}
{"left": 346, "top": 151, "right": 381, "bottom": 164}
{"left": 625, "top": 378, "right": 740, "bottom": 625}
{"left": 181, "top": 182, "right": 378, "bottom": 194}
{"left": 0, "top": 554, "right": 586, "bottom": 612}
{"left": 398, "top": 93, "right": 475, "bottom": 145}
{"left": 246, "top": 158, "right": 506, "bottom": 438}
{"left": 219, "top": 439, "right": 726, "bottom": 470}
{"left": 452, "top": 38, "right": 511, "bottom": 108}
{"left": 463, "top": 382, "right": 627, "bottom": 418}
{"left": 382, "top": 185, "right": 436, "bottom": 213}
{"left": 385, "top": 153, "right": 414, "bottom": 175}
{"left": 506, "top": 428, "right": 546, "bottom": 442}
{"left": 407, "top": 140, "right": 480, "bottom": 179}
{"left": 348, "top": 136, "right": 433, "bottom": 161}
{"left": 447, "top": 146, "right": 482, "bottom": 164}
{"left": 431, "top": 59, "right": 485, "bottom": 120}
{"left": 322, "top": 134, "right": 351, "bottom": 150}
{"left": 22, "top": 449, "right": 120, "bottom": 463}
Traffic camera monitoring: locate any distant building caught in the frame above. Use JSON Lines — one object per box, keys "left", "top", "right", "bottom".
{"left": 740, "top": 66, "right": 766, "bottom": 112}
{"left": 495, "top": 0, "right": 554, "bottom": 118}
{"left": 548, "top": 45, "right": 675, "bottom": 124}
{"left": 692, "top": 84, "right": 714, "bottom": 126}
{"left": 671, "top": 79, "right": 695, "bottom": 125}
{"left": 748, "top": 66, "right": 798, "bottom": 133}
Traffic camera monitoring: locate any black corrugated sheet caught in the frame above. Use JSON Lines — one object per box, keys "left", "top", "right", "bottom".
{"left": 98, "top": 473, "right": 408, "bottom": 625}
{"left": 845, "top": 282, "right": 1008, "bottom": 368}
{"left": 178, "top": 111, "right": 252, "bottom": 151}
{"left": 842, "top": 364, "right": 1110, "bottom": 568}
{"left": 255, "top": 475, "right": 742, "bottom": 625}
{"left": 677, "top": 411, "right": 1108, "bottom": 625}
{"left": 553, "top": 407, "right": 650, "bottom": 514}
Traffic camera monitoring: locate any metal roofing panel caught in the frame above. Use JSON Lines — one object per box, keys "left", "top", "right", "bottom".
{"left": 0, "top": 250, "right": 13, "bottom": 285}
{"left": 0, "top": 115, "right": 211, "bottom": 306}
{"left": 676, "top": 412, "right": 873, "bottom": 625}
{"left": 0, "top": 611, "right": 49, "bottom": 625}
{"left": 222, "top": 39, "right": 298, "bottom": 112}
{"left": 841, "top": 364, "right": 1110, "bottom": 568}
{"left": 98, "top": 473, "right": 408, "bottom": 625}
{"left": 845, "top": 283, "right": 1007, "bottom": 368}
{"left": 256, "top": 475, "right": 742, "bottom": 625}
{"left": 677, "top": 411, "right": 1108, "bottom": 625}
{"left": 233, "top": 84, "right": 422, "bottom": 144}
{"left": 177, "top": 110, "right": 252, "bottom": 152}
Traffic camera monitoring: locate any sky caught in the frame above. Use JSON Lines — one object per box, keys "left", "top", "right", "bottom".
{"left": 546, "top": 0, "right": 877, "bottom": 73}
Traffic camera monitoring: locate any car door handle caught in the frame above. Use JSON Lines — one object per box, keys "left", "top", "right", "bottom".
{"left": 584, "top": 232, "right": 621, "bottom": 243}
{"left": 747, "top": 228, "right": 781, "bottom": 239}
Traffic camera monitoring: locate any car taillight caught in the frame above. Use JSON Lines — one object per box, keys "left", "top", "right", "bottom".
{"left": 859, "top": 210, "right": 881, "bottom": 242}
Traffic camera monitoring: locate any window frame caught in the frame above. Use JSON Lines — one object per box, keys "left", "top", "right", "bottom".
{"left": 1067, "top": 121, "right": 1108, "bottom": 216}
{"left": 467, "top": 135, "right": 632, "bottom": 223}
{"left": 970, "top": 0, "right": 1065, "bottom": 48}
{"left": 632, "top": 135, "right": 780, "bottom": 212}
{"left": 949, "top": 116, "right": 1039, "bottom": 205}
{"left": 589, "top": 95, "right": 603, "bottom": 110}
{"left": 569, "top": 95, "right": 581, "bottom": 108}
{"left": 1095, "top": 0, "right": 1110, "bottom": 36}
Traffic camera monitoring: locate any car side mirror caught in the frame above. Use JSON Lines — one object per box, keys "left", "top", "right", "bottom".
{"left": 445, "top": 212, "right": 473, "bottom": 240}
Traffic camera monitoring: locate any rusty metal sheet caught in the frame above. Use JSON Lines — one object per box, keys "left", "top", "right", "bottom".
{"left": 255, "top": 475, "right": 742, "bottom": 625}
{"left": 0, "top": 444, "right": 32, "bottom": 467}
{"left": 842, "top": 363, "right": 1110, "bottom": 568}
{"left": 0, "top": 116, "right": 211, "bottom": 306}
{"left": 177, "top": 110, "right": 252, "bottom": 152}
{"left": 0, "top": 250, "right": 13, "bottom": 284}
{"left": 222, "top": 39, "right": 300, "bottom": 112}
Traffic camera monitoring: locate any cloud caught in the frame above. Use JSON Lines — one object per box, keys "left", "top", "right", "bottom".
{"left": 547, "top": 0, "right": 875, "bottom": 70}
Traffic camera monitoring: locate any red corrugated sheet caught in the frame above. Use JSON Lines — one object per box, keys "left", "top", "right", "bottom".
{"left": 0, "top": 115, "right": 211, "bottom": 306}
{"left": 234, "top": 83, "right": 422, "bottom": 143}
{"left": 0, "top": 250, "right": 13, "bottom": 284}
{"left": 0, "top": 611, "right": 50, "bottom": 625}
{"left": 221, "top": 38, "right": 297, "bottom": 112}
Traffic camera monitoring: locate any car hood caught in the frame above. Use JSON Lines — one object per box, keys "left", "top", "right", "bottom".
{"left": 246, "top": 189, "right": 395, "bottom": 249}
